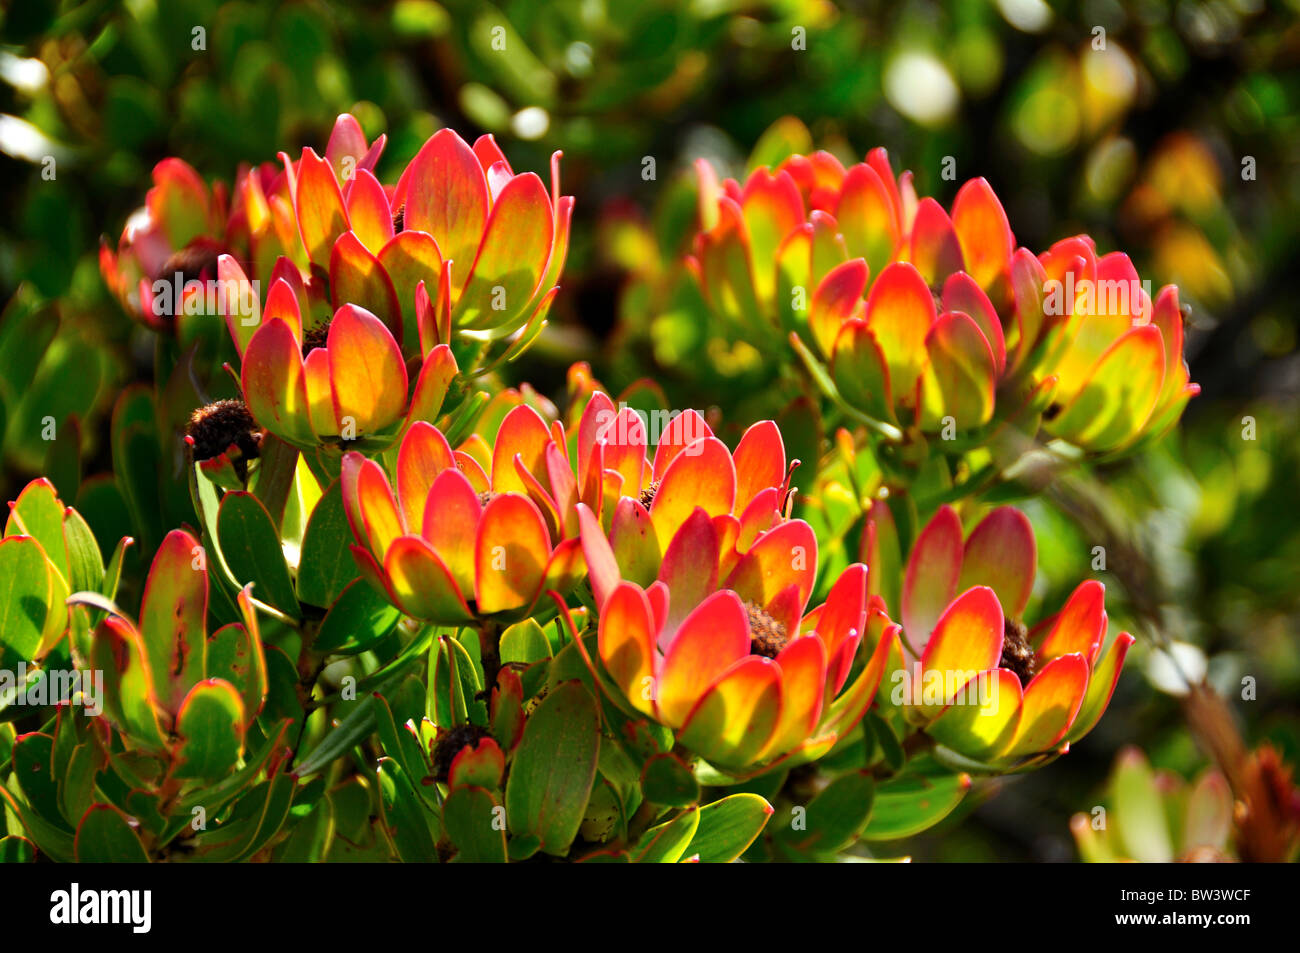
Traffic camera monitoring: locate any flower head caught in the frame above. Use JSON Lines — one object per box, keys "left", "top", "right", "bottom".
{"left": 595, "top": 563, "right": 897, "bottom": 771}
{"left": 882, "top": 505, "right": 1133, "bottom": 765}
{"left": 340, "top": 419, "right": 582, "bottom": 625}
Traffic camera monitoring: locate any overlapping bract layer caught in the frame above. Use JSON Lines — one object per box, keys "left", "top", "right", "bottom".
{"left": 593, "top": 562, "right": 897, "bottom": 772}
{"left": 880, "top": 505, "right": 1133, "bottom": 765}
{"left": 690, "top": 149, "right": 1197, "bottom": 451}
{"left": 340, "top": 413, "right": 583, "bottom": 625}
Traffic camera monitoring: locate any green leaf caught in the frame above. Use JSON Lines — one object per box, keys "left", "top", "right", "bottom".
{"left": 217, "top": 491, "right": 300, "bottom": 618}
{"left": 292, "top": 660, "right": 414, "bottom": 779}
{"left": 443, "top": 786, "right": 507, "bottom": 863}
{"left": 500, "top": 618, "right": 552, "bottom": 663}
{"left": 776, "top": 770, "right": 875, "bottom": 856}
{"left": 61, "top": 506, "right": 104, "bottom": 595}
{"left": 0, "top": 834, "right": 36, "bottom": 863}
{"left": 641, "top": 752, "right": 701, "bottom": 808}
{"left": 0, "top": 782, "right": 74, "bottom": 862}
{"left": 312, "top": 578, "right": 401, "bottom": 656}
{"left": 12, "top": 733, "right": 67, "bottom": 831}
{"left": 685, "top": 793, "right": 773, "bottom": 863}
{"left": 74, "top": 804, "right": 149, "bottom": 862}
{"left": 172, "top": 680, "right": 246, "bottom": 780}
{"left": 504, "top": 680, "right": 600, "bottom": 856}
{"left": 0, "top": 536, "right": 55, "bottom": 667}
{"left": 295, "top": 479, "right": 358, "bottom": 609}
{"left": 6, "top": 478, "right": 70, "bottom": 585}
{"left": 632, "top": 806, "right": 700, "bottom": 863}
{"left": 193, "top": 769, "right": 296, "bottom": 862}
{"left": 377, "top": 758, "right": 440, "bottom": 862}
{"left": 428, "top": 634, "right": 483, "bottom": 728}
{"left": 860, "top": 766, "right": 970, "bottom": 841}
{"left": 206, "top": 621, "right": 268, "bottom": 721}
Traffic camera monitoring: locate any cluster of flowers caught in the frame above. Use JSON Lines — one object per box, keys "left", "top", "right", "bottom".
{"left": 87, "top": 116, "right": 1184, "bottom": 783}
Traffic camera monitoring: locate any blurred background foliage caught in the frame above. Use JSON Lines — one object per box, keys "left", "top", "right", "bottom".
{"left": 1, "top": 0, "right": 1297, "bottom": 860}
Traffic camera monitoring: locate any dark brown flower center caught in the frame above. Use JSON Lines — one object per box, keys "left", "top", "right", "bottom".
{"left": 1000, "top": 616, "right": 1037, "bottom": 684}
{"left": 639, "top": 479, "right": 661, "bottom": 509}
{"left": 746, "top": 601, "right": 789, "bottom": 659}
{"left": 186, "top": 399, "right": 262, "bottom": 464}
{"left": 157, "top": 237, "right": 224, "bottom": 285}
{"left": 431, "top": 723, "right": 494, "bottom": 783}
{"left": 391, "top": 202, "right": 405, "bottom": 234}
{"left": 478, "top": 490, "right": 499, "bottom": 508}
{"left": 300, "top": 319, "right": 331, "bottom": 356}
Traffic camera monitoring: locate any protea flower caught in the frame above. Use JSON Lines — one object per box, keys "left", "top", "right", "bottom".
{"left": 71, "top": 530, "right": 268, "bottom": 764}
{"left": 593, "top": 561, "right": 898, "bottom": 772}
{"left": 571, "top": 399, "right": 799, "bottom": 590}
{"left": 233, "top": 273, "right": 458, "bottom": 451}
{"left": 339, "top": 419, "right": 583, "bottom": 625}
{"left": 1071, "top": 747, "right": 1234, "bottom": 862}
{"left": 1030, "top": 238, "right": 1200, "bottom": 453}
{"left": 287, "top": 125, "right": 572, "bottom": 348}
{"left": 100, "top": 114, "right": 381, "bottom": 336}
{"left": 881, "top": 505, "right": 1133, "bottom": 766}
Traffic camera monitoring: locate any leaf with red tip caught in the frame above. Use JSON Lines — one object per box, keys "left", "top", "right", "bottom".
{"left": 836, "top": 163, "right": 898, "bottom": 279}
{"left": 598, "top": 582, "right": 659, "bottom": 716}
{"left": 739, "top": 169, "right": 805, "bottom": 307}
{"left": 908, "top": 198, "right": 964, "bottom": 288}
{"left": 918, "top": 310, "right": 997, "bottom": 430}
{"left": 679, "top": 656, "right": 782, "bottom": 768}
{"left": 147, "top": 158, "right": 209, "bottom": 249}
{"left": 352, "top": 457, "right": 404, "bottom": 556}
{"left": 1066, "top": 633, "right": 1134, "bottom": 744}
{"left": 941, "top": 271, "right": 1006, "bottom": 376}
{"left": 173, "top": 678, "right": 246, "bottom": 780}
{"left": 421, "top": 469, "right": 483, "bottom": 597}
{"left": 696, "top": 197, "right": 760, "bottom": 325}
{"left": 400, "top": 129, "right": 488, "bottom": 298}
{"left": 379, "top": 231, "right": 444, "bottom": 354}
{"left": 295, "top": 148, "right": 348, "bottom": 264}
{"left": 901, "top": 505, "right": 963, "bottom": 657}
{"left": 345, "top": 168, "right": 394, "bottom": 254}
{"left": 957, "top": 507, "right": 1037, "bottom": 620}
{"left": 139, "top": 529, "right": 208, "bottom": 714}
{"left": 609, "top": 498, "right": 659, "bottom": 590}
{"left": 1049, "top": 325, "right": 1166, "bottom": 451}
{"left": 951, "top": 177, "right": 1013, "bottom": 292}
{"left": 577, "top": 503, "right": 620, "bottom": 612}
{"left": 927, "top": 667, "right": 1023, "bottom": 760}
{"left": 761, "top": 635, "right": 827, "bottom": 760}
{"left": 650, "top": 410, "right": 713, "bottom": 480}
{"left": 724, "top": 519, "right": 818, "bottom": 612}
{"left": 732, "top": 420, "right": 786, "bottom": 510}
{"left": 1002, "top": 653, "right": 1089, "bottom": 758}
{"left": 809, "top": 258, "right": 868, "bottom": 357}
{"left": 474, "top": 494, "right": 549, "bottom": 615}
{"left": 395, "top": 420, "right": 455, "bottom": 531}
{"left": 658, "top": 591, "right": 752, "bottom": 727}
{"left": 810, "top": 562, "right": 868, "bottom": 693}
{"left": 384, "top": 534, "right": 473, "bottom": 623}
{"left": 490, "top": 404, "right": 552, "bottom": 494}
{"left": 219, "top": 255, "right": 261, "bottom": 357}
{"left": 919, "top": 586, "right": 1004, "bottom": 716}
{"left": 403, "top": 343, "right": 458, "bottom": 433}
{"left": 242, "top": 320, "right": 314, "bottom": 446}
{"left": 649, "top": 437, "right": 736, "bottom": 551}
{"left": 829, "top": 319, "right": 895, "bottom": 423}
{"left": 864, "top": 262, "right": 935, "bottom": 407}
{"left": 329, "top": 232, "right": 401, "bottom": 339}
{"left": 1038, "top": 579, "right": 1107, "bottom": 664}
{"left": 657, "top": 508, "right": 720, "bottom": 639}
{"left": 454, "top": 172, "right": 553, "bottom": 331}
{"left": 327, "top": 304, "right": 408, "bottom": 436}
